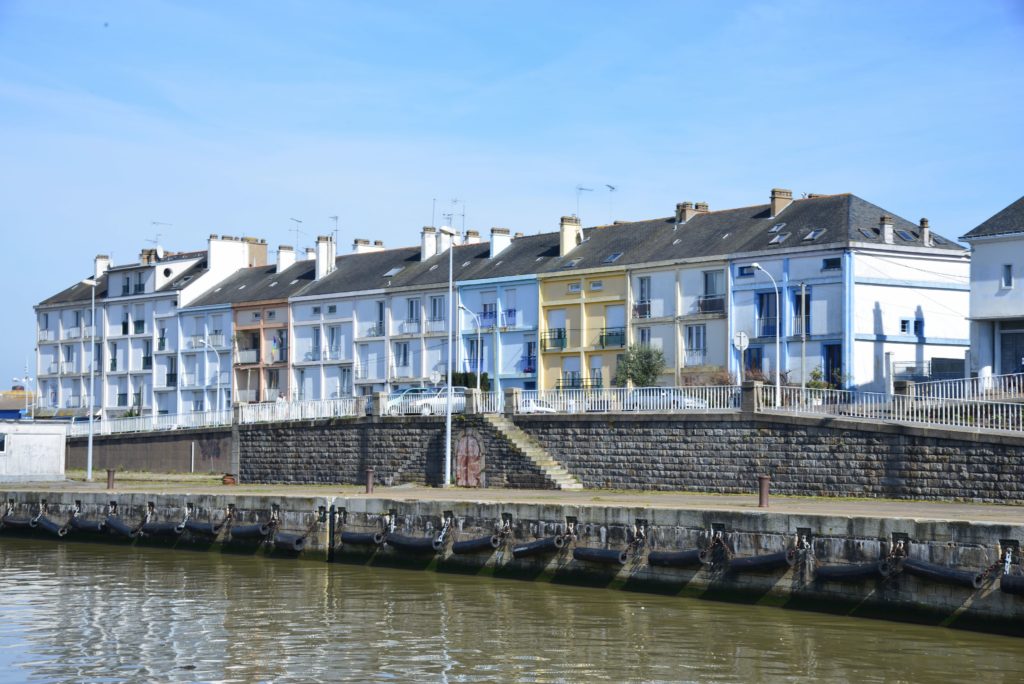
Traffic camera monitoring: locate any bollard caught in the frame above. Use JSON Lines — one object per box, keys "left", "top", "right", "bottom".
{"left": 365, "top": 467, "right": 375, "bottom": 494}
{"left": 106, "top": 469, "right": 116, "bottom": 490}
{"left": 757, "top": 474, "right": 770, "bottom": 508}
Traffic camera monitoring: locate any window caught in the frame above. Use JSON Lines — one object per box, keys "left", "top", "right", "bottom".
{"left": 311, "top": 326, "right": 321, "bottom": 356}
{"left": 394, "top": 341, "right": 410, "bottom": 367}
{"left": 562, "top": 258, "right": 582, "bottom": 269}
{"left": 383, "top": 266, "right": 404, "bottom": 277}
{"left": 590, "top": 280, "right": 603, "bottom": 291}
{"left": 1, "top": 432, "right": 9, "bottom": 453}
{"left": 327, "top": 305, "right": 337, "bottom": 314}
{"left": 312, "top": 306, "right": 321, "bottom": 315}
{"left": 757, "top": 292, "right": 778, "bottom": 337}
{"left": 744, "top": 347, "right": 764, "bottom": 372}
{"left": 638, "top": 276, "right": 651, "bottom": 302}
{"left": 42, "top": 313, "right": 48, "bottom": 329}
{"left": 134, "top": 272, "right": 144, "bottom": 294}
{"left": 900, "top": 319, "right": 911, "bottom": 334}
{"left": 252, "top": 312, "right": 261, "bottom": 320}
{"left": 913, "top": 319, "right": 924, "bottom": 336}
{"left": 430, "top": 296, "right": 445, "bottom": 321}
{"left": 793, "top": 289, "right": 811, "bottom": 335}
{"left": 1003, "top": 264, "right": 1014, "bottom": 289}
{"left": 603, "top": 252, "right": 623, "bottom": 264}
{"left": 703, "top": 270, "right": 724, "bottom": 296}
{"left": 769, "top": 223, "right": 786, "bottom": 233}
{"left": 896, "top": 229, "right": 916, "bottom": 241}
{"left": 639, "top": 327, "right": 651, "bottom": 346}
{"left": 768, "top": 233, "right": 790, "bottom": 245}
{"left": 121, "top": 277, "right": 130, "bottom": 296}
{"left": 737, "top": 265, "right": 754, "bottom": 277}
{"left": 267, "top": 310, "right": 276, "bottom": 320}
{"left": 568, "top": 282, "right": 582, "bottom": 293}
{"left": 822, "top": 257, "right": 841, "bottom": 271}
{"left": 803, "top": 229, "right": 825, "bottom": 241}
{"left": 407, "top": 299, "right": 421, "bottom": 322}
{"left": 686, "top": 324, "right": 706, "bottom": 352}
{"left": 858, "top": 227, "right": 876, "bottom": 240}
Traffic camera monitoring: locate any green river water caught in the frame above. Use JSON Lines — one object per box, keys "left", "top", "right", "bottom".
{"left": 0, "top": 538, "right": 1019, "bottom": 683}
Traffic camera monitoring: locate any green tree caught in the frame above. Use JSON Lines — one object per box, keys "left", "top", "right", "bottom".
{"left": 613, "top": 344, "right": 666, "bottom": 387}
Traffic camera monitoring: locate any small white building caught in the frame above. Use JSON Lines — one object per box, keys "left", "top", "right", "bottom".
{"left": 963, "top": 196, "right": 1024, "bottom": 379}
{"left": 0, "top": 421, "right": 66, "bottom": 482}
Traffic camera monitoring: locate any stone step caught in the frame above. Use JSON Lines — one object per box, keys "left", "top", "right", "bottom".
{"left": 482, "top": 414, "right": 583, "bottom": 491}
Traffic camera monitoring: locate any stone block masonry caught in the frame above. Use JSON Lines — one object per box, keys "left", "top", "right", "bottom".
{"left": 514, "top": 412, "right": 1024, "bottom": 503}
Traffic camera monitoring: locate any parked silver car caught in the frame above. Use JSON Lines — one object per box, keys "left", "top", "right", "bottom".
{"left": 409, "top": 387, "right": 467, "bottom": 415}
{"left": 626, "top": 388, "right": 709, "bottom": 411}
{"left": 384, "top": 387, "right": 439, "bottom": 415}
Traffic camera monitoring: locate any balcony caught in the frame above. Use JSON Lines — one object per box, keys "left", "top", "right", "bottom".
{"left": 392, "top": 364, "right": 413, "bottom": 378}
{"left": 632, "top": 301, "right": 651, "bottom": 319}
{"left": 164, "top": 373, "right": 178, "bottom": 387}
{"left": 63, "top": 327, "right": 81, "bottom": 340}
{"left": 302, "top": 349, "right": 322, "bottom": 362}
{"left": 182, "top": 373, "right": 200, "bottom": 388}
{"left": 188, "top": 334, "right": 205, "bottom": 349}
{"left": 236, "top": 349, "right": 259, "bottom": 365}
{"left": 158, "top": 337, "right": 167, "bottom": 352}
{"left": 425, "top": 318, "right": 446, "bottom": 334}
{"left": 398, "top": 319, "right": 421, "bottom": 335}
{"left": 83, "top": 325, "right": 96, "bottom": 339}
{"left": 683, "top": 349, "right": 707, "bottom": 366}
{"left": 134, "top": 283, "right": 145, "bottom": 294}
{"left": 517, "top": 356, "right": 537, "bottom": 374}
{"left": 43, "top": 363, "right": 59, "bottom": 376}
{"left": 64, "top": 396, "right": 81, "bottom": 408}
{"left": 323, "top": 347, "right": 344, "bottom": 361}
{"left": 598, "top": 327, "right": 626, "bottom": 349}
{"left": 142, "top": 356, "right": 153, "bottom": 370}
{"left": 209, "top": 333, "right": 226, "bottom": 348}
{"left": 478, "top": 310, "right": 498, "bottom": 329}
{"left": 697, "top": 294, "right": 725, "bottom": 314}
{"left": 38, "top": 329, "right": 56, "bottom": 342}
{"left": 502, "top": 308, "right": 518, "bottom": 328}
{"left": 133, "top": 320, "right": 145, "bottom": 335}
{"left": 121, "top": 284, "right": 130, "bottom": 296}
{"left": 541, "top": 329, "right": 567, "bottom": 352}
{"left": 235, "top": 389, "right": 258, "bottom": 403}
{"left": 265, "top": 348, "right": 288, "bottom": 364}
{"left": 555, "top": 373, "right": 601, "bottom": 390}
{"left": 758, "top": 316, "right": 778, "bottom": 338}
{"left": 364, "top": 323, "right": 385, "bottom": 338}
{"left": 355, "top": 362, "right": 385, "bottom": 380}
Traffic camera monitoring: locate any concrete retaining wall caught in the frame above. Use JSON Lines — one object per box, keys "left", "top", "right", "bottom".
{"left": 3, "top": 491, "right": 1021, "bottom": 635}
{"left": 67, "top": 427, "right": 233, "bottom": 474}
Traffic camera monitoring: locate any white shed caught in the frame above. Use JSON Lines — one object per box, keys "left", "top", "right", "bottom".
{"left": 0, "top": 421, "right": 66, "bottom": 482}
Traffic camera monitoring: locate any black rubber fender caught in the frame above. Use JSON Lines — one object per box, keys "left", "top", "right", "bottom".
{"left": 511, "top": 536, "right": 564, "bottom": 559}
{"left": 139, "top": 521, "right": 185, "bottom": 538}
{"left": 229, "top": 523, "right": 271, "bottom": 540}
{"left": 340, "top": 531, "right": 385, "bottom": 546}
{"left": 273, "top": 532, "right": 306, "bottom": 552}
{"left": 386, "top": 534, "right": 443, "bottom": 553}
{"left": 34, "top": 516, "right": 68, "bottom": 538}
{"left": 68, "top": 517, "right": 107, "bottom": 534}
{"left": 183, "top": 520, "right": 224, "bottom": 537}
{"left": 573, "top": 547, "right": 628, "bottom": 565}
{"left": 1000, "top": 573, "right": 1024, "bottom": 595}
{"left": 727, "top": 550, "right": 796, "bottom": 573}
{"left": 451, "top": 535, "right": 502, "bottom": 554}
{"left": 104, "top": 516, "right": 139, "bottom": 539}
{"left": 648, "top": 548, "right": 704, "bottom": 568}
{"left": 902, "top": 558, "right": 984, "bottom": 589}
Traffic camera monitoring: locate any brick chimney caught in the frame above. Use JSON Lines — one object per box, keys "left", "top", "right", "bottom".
{"left": 770, "top": 188, "right": 793, "bottom": 218}
{"left": 675, "top": 202, "right": 698, "bottom": 224}
{"left": 242, "top": 237, "right": 268, "bottom": 267}
{"left": 880, "top": 215, "right": 894, "bottom": 244}
{"left": 695, "top": 202, "right": 709, "bottom": 213}
{"left": 559, "top": 215, "right": 582, "bottom": 256}
{"left": 919, "top": 218, "right": 931, "bottom": 246}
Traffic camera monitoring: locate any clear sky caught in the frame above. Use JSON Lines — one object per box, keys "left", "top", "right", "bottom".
{"left": 1, "top": 0, "right": 1023, "bottom": 390}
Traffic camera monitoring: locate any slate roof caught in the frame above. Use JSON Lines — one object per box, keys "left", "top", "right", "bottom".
{"left": 297, "top": 247, "right": 422, "bottom": 297}
{"left": 36, "top": 254, "right": 208, "bottom": 307}
{"left": 188, "top": 260, "right": 316, "bottom": 307}
{"left": 37, "top": 272, "right": 110, "bottom": 307}
{"left": 962, "top": 196, "right": 1024, "bottom": 240}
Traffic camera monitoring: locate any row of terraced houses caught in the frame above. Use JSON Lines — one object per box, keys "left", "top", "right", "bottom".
{"left": 36, "top": 187, "right": 994, "bottom": 419}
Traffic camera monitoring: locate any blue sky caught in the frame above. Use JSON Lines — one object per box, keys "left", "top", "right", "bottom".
{"left": 1, "top": 1, "right": 1023, "bottom": 389}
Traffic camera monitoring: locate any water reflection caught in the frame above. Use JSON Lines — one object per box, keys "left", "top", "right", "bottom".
{"left": 0, "top": 538, "right": 1019, "bottom": 683}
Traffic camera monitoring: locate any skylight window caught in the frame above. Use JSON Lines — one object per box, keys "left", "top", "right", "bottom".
{"left": 462, "top": 261, "right": 471, "bottom": 267}
{"left": 562, "top": 258, "right": 583, "bottom": 269}
{"left": 803, "top": 229, "right": 825, "bottom": 241}
{"left": 603, "top": 252, "right": 623, "bottom": 264}
{"left": 238, "top": 284, "right": 246, "bottom": 290}
{"left": 535, "top": 256, "right": 545, "bottom": 262}
{"left": 429, "top": 264, "right": 439, "bottom": 271}
{"left": 769, "top": 223, "right": 787, "bottom": 233}
{"left": 290, "top": 279, "right": 299, "bottom": 285}
{"left": 383, "top": 266, "right": 403, "bottom": 277}
{"left": 859, "top": 227, "right": 876, "bottom": 239}
{"left": 672, "top": 238, "right": 681, "bottom": 245}
{"left": 896, "top": 229, "right": 916, "bottom": 241}
{"left": 268, "top": 281, "right": 278, "bottom": 287}
{"left": 768, "top": 233, "right": 790, "bottom": 245}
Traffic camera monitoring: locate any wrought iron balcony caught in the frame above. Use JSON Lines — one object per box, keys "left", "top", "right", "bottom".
{"left": 683, "top": 348, "right": 707, "bottom": 366}
{"left": 541, "top": 329, "right": 567, "bottom": 351}
{"left": 598, "top": 327, "right": 626, "bottom": 348}
{"left": 502, "top": 308, "right": 518, "bottom": 327}
{"left": 632, "top": 301, "right": 651, "bottom": 319}
{"left": 517, "top": 356, "right": 536, "bottom": 374}
{"left": 758, "top": 316, "right": 778, "bottom": 338}
{"left": 365, "top": 323, "right": 385, "bottom": 338}
{"left": 697, "top": 294, "right": 725, "bottom": 314}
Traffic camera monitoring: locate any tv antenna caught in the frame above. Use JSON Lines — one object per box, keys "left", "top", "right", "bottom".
{"left": 605, "top": 185, "right": 617, "bottom": 223}
{"left": 329, "top": 215, "right": 339, "bottom": 243}
{"left": 575, "top": 185, "right": 593, "bottom": 218}
{"left": 443, "top": 198, "right": 465, "bottom": 234}
{"left": 148, "top": 221, "right": 171, "bottom": 256}
{"left": 289, "top": 218, "right": 305, "bottom": 251}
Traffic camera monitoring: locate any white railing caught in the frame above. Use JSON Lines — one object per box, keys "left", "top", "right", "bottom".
{"left": 515, "top": 386, "right": 741, "bottom": 414}
{"left": 762, "top": 386, "right": 1024, "bottom": 434}
{"left": 477, "top": 391, "right": 504, "bottom": 414}
{"left": 236, "top": 349, "right": 259, "bottom": 364}
{"left": 236, "top": 398, "right": 360, "bottom": 424}
{"left": 67, "top": 409, "right": 232, "bottom": 437}
{"left": 908, "top": 372, "right": 1024, "bottom": 401}
{"left": 425, "top": 319, "right": 447, "bottom": 334}
{"left": 235, "top": 389, "right": 258, "bottom": 403}
{"left": 38, "top": 330, "right": 56, "bottom": 342}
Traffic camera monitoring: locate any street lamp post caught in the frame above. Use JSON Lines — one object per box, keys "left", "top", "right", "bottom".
{"left": 81, "top": 278, "right": 98, "bottom": 481}
{"left": 750, "top": 263, "right": 781, "bottom": 408}
{"left": 458, "top": 305, "right": 482, "bottom": 393}
{"left": 197, "top": 338, "right": 223, "bottom": 416}
{"left": 439, "top": 226, "right": 458, "bottom": 487}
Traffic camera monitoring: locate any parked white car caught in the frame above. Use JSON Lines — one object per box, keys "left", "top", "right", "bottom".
{"left": 626, "top": 388, "right": 709, "bottom": 411}
{"left": 384, "top": 387, "right": 439, "bottom": 415}
{"left": 409, "top": 387, "right": 467, "bottom": 415}
{"left": 519, "top": 398, "right": 557, "bottom": 414}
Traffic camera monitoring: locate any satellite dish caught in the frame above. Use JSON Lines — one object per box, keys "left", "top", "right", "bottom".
{"left": 156, "top": 245, "right": 165, "bottom": 259}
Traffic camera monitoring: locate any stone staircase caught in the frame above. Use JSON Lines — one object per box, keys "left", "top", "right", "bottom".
{"left": 481, "top": 414, "right": 583, "bottom": 490}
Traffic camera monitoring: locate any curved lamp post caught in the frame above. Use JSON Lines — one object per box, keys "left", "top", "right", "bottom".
{"left": 750, "top": 263, "right": 781, "bottom": 408}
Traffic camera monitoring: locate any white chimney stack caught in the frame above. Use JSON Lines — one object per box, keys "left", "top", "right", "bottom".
{"left": 559, "top": 215, "right": 582, "bottom": 256}
{"left": 421, "top": 226, "right": 437, "bottom": 261}
{"left": 94, "top": 254, "right": 111, "bottom": 280}
{"left": 880, "top": 215, "right": 894, "bottom": 244}
{"left": 436, "top": 227, "right": 454, "bottom": 254}
{"left": 352, "top": 239, "right": 385, "bottom": 253}
{"left": 920, "top": 218, "right": 931, "bottom": 247}
{"left": 276, "top": 245, "right": 296, "bottom": 273}
{"left": 315, "top": 235, "right": 336, "bottom": 280}
{"left": 464, "top": 229, "right": 481, "bottom": 245}
{"left": 490, "top": 227, "right": 512, "bottom": 258}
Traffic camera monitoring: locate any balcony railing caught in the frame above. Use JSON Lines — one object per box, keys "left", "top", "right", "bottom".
{"left": 541, "top": 329, "right": 567, "bottom": 351}
{"left": 158, "top": 337, "right": 167, "bottom": 351}
{"left": 364, "top": 323, "right": 385, "bottom": 338}
{"left": 44, "top": 363, "right": 59, "bottom": 375}
{"left": 266, "top": 348, "right": 288, "bottom": 364}
{"left": 188, "top": 335, "right": 205, "bottom": 349}
{"left": 517, "top": 356, "right": 537, "bottom": 374}
{"left": 323, "top": 347, "right": 344, "bottom": 361}
{"left": 236, "top": 349, "right": 259, "bottom": 364}
{"left": 120, "top": 322, "right": 129, "bottom": 335}
{"left": 64, "top": 396, "right": 81, "bottom": 408}
{"left": 182, "top": 373, "right": 200, "bottom": 387}
{"left": 83, "top": 325, "right": 96, "bottom": 339}
{"left": 758, "top": 316, "right": 778, "bottom": 338}
{"left": 698, "top": 294, "right": 725, "bottom": 314}
{"left": 355, "top": 361, "right": 385, "bottom": 380}
{"left": 209, "top": 333, "right": 226, "bottom": 348}
{"left": 555, "top": 373, "right": 602, "bottom": 390}
{"left": 303, "top": 349, "right": 322, "bottom": 362}
{"left": 164, "top": 373, "right": 178, "bottom": 387}
{"left": 38, "top": 330, "right": 56, "bottom": 342}
{"left": 121, "top": 284, "right": 130, "bottom": 296}
{"left": 502, "top": 309, "right": 518, "bottom": 327}
{"left": 109, "top": 359, "right": 118, "bottom": 372}
{"left": 398, "top": 319, "right": 421, "bottom": 335}
{"left": 235, "top": 389, "right": 258, "bottom": 403}
{"left": 391, "top": 364, "right": 413, "bottom": 378}
{"left": 133, "top": 320, "right": 145, "bottom": 335}
{"left": 63, "top": 326, "right": 81, "bottom": 340}
{"left": 479, "top": 310, "right": 498, "bottom": 328}
{"left": 633, "top": 301, "right": 651, "bottom": 319}
{"left": 134, "top": 283, "right": 145, "bottom": 294}
{"left": 683, "top": 349, "right": 707, "bottom": 366}
{"left": 425, "top": 318, "right": 446, "bottom": 334}
{"left": 598, "top": 327, "right": 626, "bottom": 349}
